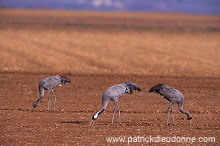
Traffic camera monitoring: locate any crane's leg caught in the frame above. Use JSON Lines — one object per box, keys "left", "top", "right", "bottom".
{"left": 116, "top": 102, "right": 121, "bottom": 124}
{"left": 170, "top": 104, "right": 174, "bottom": 125}
{"left": 51, "top": 89, "right": 56, "bottom": 112}
{"left": 166, "top": 103, "right": 173, "bottom": 125}
{"left": 48, "top": 91, "right": 51, "bottom": 111}
{"left": 112, "top": 102, "right": 117, "bottom": 124}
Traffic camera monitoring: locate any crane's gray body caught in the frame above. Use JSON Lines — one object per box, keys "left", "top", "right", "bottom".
{"left": 157, "top": 85, "right": 184, "bottom": 104}
{"left": 102, "top": 83, "right": 127, "bottom": 105}
{"left": 33, "top": 75, "right": 71, "bottom": 111}
{"left": 90, "top": 81, "right": 141, "bottom": 125}
{"left": 149, "top": 84, "right": 192, "bottom": 125}
{"left": 40, "top": 76, "right": 65, "bottom": 90}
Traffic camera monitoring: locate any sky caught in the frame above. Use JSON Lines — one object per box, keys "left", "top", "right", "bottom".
{"left": 0, "top": 0, "right": 220, "bottom": 15}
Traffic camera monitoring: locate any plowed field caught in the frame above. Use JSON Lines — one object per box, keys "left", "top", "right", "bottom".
{"left": 0, "top": 9, "right": 220, "bottom": 145}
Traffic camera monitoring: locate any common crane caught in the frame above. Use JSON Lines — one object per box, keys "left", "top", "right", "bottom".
{"left": 33, "top": 75, "right": 71, "bottom": 111}
{"left": 90, "top": 81, "right": 141, "bottom": 125}
{"left": 149, "top": 84, "right": 192, "bottom": 125}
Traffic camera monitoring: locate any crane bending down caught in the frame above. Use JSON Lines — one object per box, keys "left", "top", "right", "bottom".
{"left": 33, "top": 75, "right": 71, "bottom": 111}
{"left": 90, "top": 81, "right": 141, "bottom": 125}
{"left": 149, "top": 84, "right": 192, "bottom": 125}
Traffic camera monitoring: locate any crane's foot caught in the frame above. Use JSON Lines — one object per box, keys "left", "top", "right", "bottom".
{"left": 166, "top": 122, "right": 175, "bottom": 126}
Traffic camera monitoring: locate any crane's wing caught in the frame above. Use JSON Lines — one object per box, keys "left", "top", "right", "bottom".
{"left": 40, "top": 76, "right": 62, "bottom": 90}
{"left": 159, "top": 85, "right": 184, "bottom": 102}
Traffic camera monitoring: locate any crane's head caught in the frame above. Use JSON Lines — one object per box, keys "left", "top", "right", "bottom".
{"left": 60, "top": 76, "right": 71, "bottom": 84}
{"left": 92, "top": 113, "right": 99, "bottom": 121}
{"left": 149, "top": 84, "right": 164, "bottom": 93}
{"left": 187, "top": 113, "right": 192, "bottom": 120}
{"left": 90, "top": 115, "right": 97, "bottom": 125}
{"left": 90, "top": 109, "right": 105, "bottom": 125}
{"left": 124, "top": 81, "right": 141, "bottom": 94}
{"left": 33, "top": 101, "right": 37, "bottom": 108}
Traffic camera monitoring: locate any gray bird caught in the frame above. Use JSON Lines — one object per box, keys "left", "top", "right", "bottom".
{"left": 149, "top": 84, "right": 192, "bottom": 125}
{"left": 90, "top": 81, "right": 141, "bottom": 125}
{"left": 33, "top": 75, "right": 71, "bottom": 111}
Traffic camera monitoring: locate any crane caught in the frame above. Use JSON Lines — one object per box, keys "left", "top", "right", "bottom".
{"left": 90, "top": 81, "right": 141, "bottom": 125}
{"left": 33, "top": 75, "right": 71, "bottom": 111}
{"left": 149, "top": 84, "right": 192, "bottom": 125}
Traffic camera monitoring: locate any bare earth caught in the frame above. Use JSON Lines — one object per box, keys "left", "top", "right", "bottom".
{"left": 0, "top": 9, "right": 220, "bottom": 145}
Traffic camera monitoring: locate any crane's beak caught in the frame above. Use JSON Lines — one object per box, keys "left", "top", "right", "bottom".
{"left": 187, "top": 117, "right": 192, "bottom": 120}
{"left": 89, "top": 120, "right": 95, "bottom": 125}
{"left": 137, "top": 87, "right": 141, "bottom": 91}
{"left": 149, "top": 89, "right": 153, "bottom": 92}
{"left": 64, "top": 80, "right": 71, "bottom": 84}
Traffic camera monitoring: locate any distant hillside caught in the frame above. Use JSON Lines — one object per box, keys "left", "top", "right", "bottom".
{"left": 0, "top": 0, "right": 220, "bottom": 15}
{"left": 0, "top": 9, "right": 220, "bottom": 77}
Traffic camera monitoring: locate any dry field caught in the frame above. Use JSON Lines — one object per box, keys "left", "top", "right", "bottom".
{"left": 0, "top": 9, "right": 220, "bottom": 145}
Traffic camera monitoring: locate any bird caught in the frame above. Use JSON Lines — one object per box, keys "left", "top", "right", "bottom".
{"left": 90, "top": 81, "right": 141, "bottom": 125}
{"left": 149, "top": 84, "right": 192, "bottom": 125}
{"left": 33, "top": 75, "right": 71, "bottom": 111}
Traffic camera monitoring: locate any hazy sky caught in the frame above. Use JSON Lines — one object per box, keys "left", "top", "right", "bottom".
{"left": 0, "top": 0, "right": 220, "bottom": 15}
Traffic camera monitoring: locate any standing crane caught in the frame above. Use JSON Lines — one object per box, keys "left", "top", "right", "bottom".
{"left": 90, "top": 81, "right": 141, "bottom": 125}
{"left": 33, "top": 75, "right": 71, "bottom": 111}
{"left": 149, "top": 84, "right": 192, "bottom": 125}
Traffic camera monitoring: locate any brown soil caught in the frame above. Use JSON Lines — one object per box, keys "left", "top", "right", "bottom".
{"left": 0, "top": 9, "right": 219, "bottom": 145}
